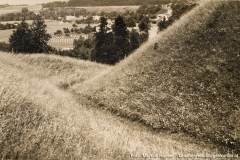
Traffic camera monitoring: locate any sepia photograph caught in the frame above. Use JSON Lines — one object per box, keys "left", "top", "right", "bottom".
{"left": 0, "top": 0, "right": 239, "bottom": 159}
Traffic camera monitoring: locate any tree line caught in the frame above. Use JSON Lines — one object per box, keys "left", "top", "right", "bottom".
{"left": 0, "top": 23, "right": 18, "bottom": 30}
{"left": 9, "top": 15, "right": 51, "bottom": 53}
{"left": 55, "top": 16, "right": 149, "bottom": 64}
{"left": 1, "top": 14, "right": 148, "bottom": 65}
{"left": 157, "top": 1, "right": 198, "bottom": 31}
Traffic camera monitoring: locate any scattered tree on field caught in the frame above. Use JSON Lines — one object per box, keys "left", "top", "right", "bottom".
{"left": 21, "top": 7, "right": 29, "bottom": 18}
{"left": 158, "top": 16, "right": 167, "bottom": 31}
{"left": 54, "top": 30, "right": 63, "bottom": 36}
{"left": 72, "top": 23, "right": 78, "bottom": 27}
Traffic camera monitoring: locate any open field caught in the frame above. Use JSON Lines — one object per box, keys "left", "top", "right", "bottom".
{"left": 0, "top": 20, "right": 97, "bottom": 46}
{"left": 0, "top": 19, "right": 96, "bottom": 35}
{"left": 0, "top": 52, "right": 223, "bottom": 159}
{"left": 0, "top": 5, "right": 42, "bottom": 15}
{"left": 65, "top": 6, "right": 139, "bottom": 13}
{"left": 0, "top": 29, "right": 13, "bottom": 42}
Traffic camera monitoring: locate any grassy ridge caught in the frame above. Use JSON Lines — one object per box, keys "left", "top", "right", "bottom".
{"left": 0, "top": 53, "right": 222, "bottom": 159}
{"left": 0, "top": 53, "right": 110, "bottom": 88}
{"left": 72, "top": 1, "right": 240, "bottom": 153}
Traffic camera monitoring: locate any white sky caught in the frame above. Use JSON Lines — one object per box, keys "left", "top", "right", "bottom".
{"left": 0, "top": 0, "right": 68, "bottom": 5}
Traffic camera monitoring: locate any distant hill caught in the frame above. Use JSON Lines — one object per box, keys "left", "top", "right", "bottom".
{"left": 72, "top": 0, "right": 240, "bottom": 153}
{"left": 67, "top": 0, "right": 172, "bottom": 6}
{"left": 43, "top": 0, "right": 174, "bottom": 8}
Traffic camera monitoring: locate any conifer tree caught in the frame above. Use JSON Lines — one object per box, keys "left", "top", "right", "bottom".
{"left": 113, "top": 15, "right": 130, "bottom": 61}
{"left": 95, "top": 16, "right": 114, "bottom": 64}
{"left": 30, "top": 15, "right": 51, "bottom": 53}
{"left": 9, "top": 19, "right": 32, "bottom": 53}
{"left": 129, "top": 28, "right": 140, "bottom": 51}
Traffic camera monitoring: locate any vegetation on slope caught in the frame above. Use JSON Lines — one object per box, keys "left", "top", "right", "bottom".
{"left": 0, "top": 53, "right": 110, "bottom": 88}
{"left": 0, "top": 52, "right": 221, "bottom": 159}
{"left": 72, "top": 1, "right": 240, "bottom": 153}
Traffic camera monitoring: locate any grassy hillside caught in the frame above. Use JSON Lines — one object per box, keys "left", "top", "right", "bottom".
{"left": 0, "top": 52, "right": 222, "bottom": 159}
{"left": 0, "top": 53, "right": 110, "bottom": 88}
{"left": 72, "top": 0, "right": 240, "bottom": 153}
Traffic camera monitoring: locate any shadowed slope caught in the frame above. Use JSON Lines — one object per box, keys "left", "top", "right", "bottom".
{"left": 72, "top": 1, "right": 240, "bottom": 153}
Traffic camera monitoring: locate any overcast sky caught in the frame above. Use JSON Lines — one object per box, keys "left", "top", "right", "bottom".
{"left": 0, "top": 0, "right": 67, "bottom": 5}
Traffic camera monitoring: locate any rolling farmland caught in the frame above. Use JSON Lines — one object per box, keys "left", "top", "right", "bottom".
{"left": 0, "top": 5, "right": 42, "bottom": 15}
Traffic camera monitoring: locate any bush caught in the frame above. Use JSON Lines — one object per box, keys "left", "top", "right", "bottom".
{"left": 0, "top": 42, "right": 11, "bottom": 52}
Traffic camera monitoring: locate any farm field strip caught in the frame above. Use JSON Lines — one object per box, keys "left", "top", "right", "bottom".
{"left": 64, "top": 6, "right": 139, "bottom": 13}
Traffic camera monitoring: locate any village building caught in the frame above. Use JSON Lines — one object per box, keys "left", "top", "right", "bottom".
{"left": 66, "top": 16, "right": 77, "bottom": 21}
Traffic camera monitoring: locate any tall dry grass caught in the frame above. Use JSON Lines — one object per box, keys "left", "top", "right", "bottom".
{"left": 0, "top": 50, "right": 223, "bottom": 159}
{"left": 71, "top": 0, "right": 240, "bottom": 153}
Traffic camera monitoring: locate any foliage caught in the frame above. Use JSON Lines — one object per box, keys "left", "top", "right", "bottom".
{"left": 157, "top": 16, "right": 169, "bottom": 31}
{"left": 21, "top": 7, "right": 29, "bottom": 17}
{"left": 75, "top": 16, "right": 98, "bottom": 24}
{"left": 40, "top": 8, "right": 87, "bottom": 20}
{"left": 30, "top": 15, "right": 52, "bottom": 53}
{"left": 136, "top": 4, "right": 162, "bottom": 15}
{"left": 95, "top": 17, "right": 115, "bottom": 64}
{"left": 9, "top": 20, "right": 32, "bottom": 53}
{"left": 78, "top": 1, "right": 240, "bottom": 153}
{"left": 67, "top": 0, "right": 172, "bottom": 6}
{"left": 9, "top": 15, "right": 52, "bottom": 53}
{"left": 138, "top": 20, "right": 148, "bottom": 32}
{"left": 0, "top": 10, "right": 36, "bottom": 21}
{"left": 113, "top": 15, "right": 130, "bottom": 60}
{"left": 0, "top": 23, "right": 17, "bottom": 30}
{"left": 42, "top": 1, "right": 67, "bottom": 8}
{"left": 129, "top": 29, "right": 139, "bottom": 50}
{"left": 54, "top": 30, "right": 63, "bottom": 36}
{"left": 72, "top": 23, "right": 78, "bottom": 27}
{"left": 157, "top": 1, "right": 198, "bottom": 31}
{"left": 124, "top": 16, "right": 136, "bottom": 27}
{"left": 0, "top": 42, "right": 11, "bottom": 52}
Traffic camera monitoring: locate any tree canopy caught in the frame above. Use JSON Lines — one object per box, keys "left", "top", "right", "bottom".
{"left": 9, "top": 15, "right": 51, "bottom": 53}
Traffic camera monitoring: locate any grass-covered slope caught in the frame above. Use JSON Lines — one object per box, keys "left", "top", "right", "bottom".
{"left": 72, "top": 1, "right": 240, "bottom": 152}
{"left": 0, "top": 52, "right": 221, "bottom": 159}
{"left": 0, "top": 53, "right": 110, "bottom": 88}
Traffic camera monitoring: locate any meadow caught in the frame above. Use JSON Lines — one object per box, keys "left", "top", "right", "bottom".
{"left": 0, "top": 5, "right": 42, "bottom": 15}
{"left": 0, "top": 0, "right": 239, "bottom": 158}
{"left": 0, "top": 29, "right": 13, "bottom": 42}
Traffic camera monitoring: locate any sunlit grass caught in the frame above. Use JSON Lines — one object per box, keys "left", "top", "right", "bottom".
{"left": 0, "top": 52, "right": 222, "bottom": 159}
{"left": 71, "top": 0, "right": 240, "bottom": 153}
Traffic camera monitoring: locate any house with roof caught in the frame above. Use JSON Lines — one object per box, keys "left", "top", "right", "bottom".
{"left": 66, "top": 16, "right": 77, "bottom": 21}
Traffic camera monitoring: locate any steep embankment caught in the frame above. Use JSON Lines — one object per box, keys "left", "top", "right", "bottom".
{"left": 2, "top": 51, "right": 226, "bottom": 159}
{"left": 0, "top": 52, "right": 222, "bottom": 159}
{"left": 72, "top": 1, "right": 240, "bottom": 152}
